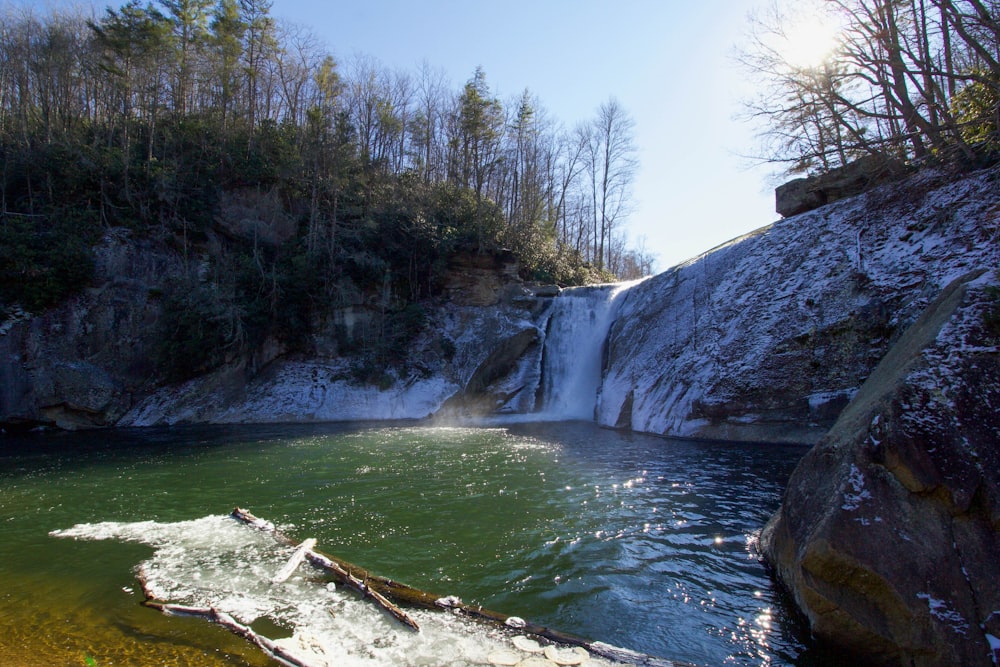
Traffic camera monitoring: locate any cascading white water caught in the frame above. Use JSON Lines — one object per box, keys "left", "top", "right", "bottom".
{"left": 538, "top": 283, "right": 632, "bottom": 420}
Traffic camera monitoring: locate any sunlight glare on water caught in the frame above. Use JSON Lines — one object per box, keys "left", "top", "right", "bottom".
{"left": 0, "top": 421, "right": 810, "bottom": 666}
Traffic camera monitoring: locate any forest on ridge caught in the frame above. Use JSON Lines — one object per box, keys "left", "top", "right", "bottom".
{"left": 0, "top": 0, "right": 653, "bottom": 369}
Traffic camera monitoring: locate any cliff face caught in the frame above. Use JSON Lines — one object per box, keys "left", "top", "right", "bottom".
{"left": 760, "top": 270, "right": 1000, "bottom": 666}
{"left": 0, "top": 229, "right": 181, "bottom": 429}
{"left": 599, "top": 166, "right": 1000, "bottom": 443}
{"left": 119, "top": 300, "right": 546, "bottom": 427}
{"left": 0, "top": 228, "right": 548, "bottom": 430}
{"left": 3, "top": 166, "right": 1000, "bottom": 437}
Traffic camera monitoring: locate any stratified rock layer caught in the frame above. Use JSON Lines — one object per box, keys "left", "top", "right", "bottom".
{"left": 761, "top": 270, "right": 1000, "bottom": 666}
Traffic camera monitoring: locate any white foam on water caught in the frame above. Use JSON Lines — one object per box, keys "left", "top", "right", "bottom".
{"left": 51, "top": 515, "right": 622, "bottom": 667}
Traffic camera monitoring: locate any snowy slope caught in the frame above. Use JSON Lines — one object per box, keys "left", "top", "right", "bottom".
{"left": 598, "top": 166, "right": 1000, "bottom": 443}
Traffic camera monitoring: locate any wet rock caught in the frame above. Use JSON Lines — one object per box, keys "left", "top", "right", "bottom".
{"left": 439, "top": 327, "right": 541, "bottom": 416}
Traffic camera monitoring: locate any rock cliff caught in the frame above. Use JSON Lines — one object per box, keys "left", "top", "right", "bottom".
{"left": 119, "top": 300, "right": 545, "bottom": 427}
{"left": 0, "top": 227, "right": 547, "bottom": 430}
{"left": 760, "top": 270, "right": 1000, "bottom": 666}
{"left": 0, "top": 229, "right": 181, "bottom": 429}
{"left": 3, "top": 165, "right": 1000, "bottom": 440}
{"left": 599, "top": 165, "right": 1000, "bottom": 443}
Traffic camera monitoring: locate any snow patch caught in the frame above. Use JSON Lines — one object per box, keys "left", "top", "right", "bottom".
{"left": 986, "top": 633, "right": 1000, "bottom": 665}
{"left": 841, "top": 464, "right": 872, "bottom": 511}
{"left": 868, "top": 413, "right": 883, "bottom": 447}
{"left": 808, "top": 389, "right": 858, "bottom": 411}
{"left": 916, "top": 593, "right": 969, "bottom": 635}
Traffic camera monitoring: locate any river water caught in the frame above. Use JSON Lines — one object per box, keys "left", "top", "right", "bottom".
{"left": 0, "top": 421, "right": 811, "bottom": 666}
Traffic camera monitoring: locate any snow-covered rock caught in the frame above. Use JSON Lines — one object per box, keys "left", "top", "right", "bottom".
{"left": 760, "top": 269, "right": 1000, "bottom": 666}
{"left": 119, "top": 302, "right": 545, "bottom": 427}
{"left": 599, "top": 166, "right": 1000, "bottom": 443}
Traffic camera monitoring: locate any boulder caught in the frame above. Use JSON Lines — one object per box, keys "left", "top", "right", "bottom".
{"left": 761, "top": 270, "right": 1000, "bottom": 666}
{"left": 776, "top": 155, "right": 909, "bottom": 218}
{"left": 774, "top": 177, "right": 827, "bottom": 219}
{"left": 529, "top": 284, "right": 561, "bottom": 298}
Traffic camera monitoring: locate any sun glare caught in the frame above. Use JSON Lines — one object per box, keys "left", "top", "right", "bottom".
{"left": 778, "top": 13, "right": 842, "bottom": 69}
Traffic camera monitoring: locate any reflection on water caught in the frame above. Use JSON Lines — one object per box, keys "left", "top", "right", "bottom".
{"left": 0, "top": 421, "right": 811, "bottom": 666}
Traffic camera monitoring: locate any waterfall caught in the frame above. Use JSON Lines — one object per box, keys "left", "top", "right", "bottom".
{"left": 537, "top": 283, "right": 632, "bottom": 420}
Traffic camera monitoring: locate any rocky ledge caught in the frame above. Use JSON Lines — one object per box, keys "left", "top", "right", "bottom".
{"left": 761, "top": 269, "right": 1000, "bottom": 666}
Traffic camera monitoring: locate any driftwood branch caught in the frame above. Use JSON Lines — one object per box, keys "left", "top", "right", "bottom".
{"left": 272, "top": 537, "right": 317, "bottom": 584}
{"left": 306, "top": 549, "right": 420, "bottom": 631}
{"left": 136, "top": 569, "right": 317, "bottom": 667}
{"left": 231, "top": 507, "right": 419, "bottom": 631}
{"left": 228, "top": 507, "right": 681, "bottom": 666}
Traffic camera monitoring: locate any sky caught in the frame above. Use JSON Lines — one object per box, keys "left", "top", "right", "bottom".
{"left": 13, "top": 0, "right": 784, "bottom": 271}
{"left": 266, "top": 0, "right": 782, "bottom": 270}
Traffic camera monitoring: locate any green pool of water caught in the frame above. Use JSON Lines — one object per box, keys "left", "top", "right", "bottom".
{"left": 0, "top": 421, "right": 810, "bottom": 666}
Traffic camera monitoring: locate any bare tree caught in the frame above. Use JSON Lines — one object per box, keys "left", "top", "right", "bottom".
{"left": 741, "top": 0, "right": 1000, "bottom": 175}
{"left": 588, "top": 98, "right": 637, "bottom": 271}
{"left": 410, "top": 60, "right": 449, "bottom": 182}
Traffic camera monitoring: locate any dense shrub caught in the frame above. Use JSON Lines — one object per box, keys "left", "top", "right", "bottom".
{"left": 155, "top": 284, "right": 237, "bottom": 382}
{"left": 952, "top": 71, "right": 1000, "bottom": 154}
{"left": 0, "top": 212, "right": 98, "bottom": 312}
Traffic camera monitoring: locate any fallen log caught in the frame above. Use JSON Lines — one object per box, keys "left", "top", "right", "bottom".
{"left": 232, "top": 508, "right": 419, "bottom": 631}
{"left": 306, "top": 548, "right": 420, "bottom": 631}
{"left": 232, "top": 507, "right": 436, "bottom": 604}
{"left": 271, "top": 537, "right": 317, "bottom": 584}
{"left": 137, "top": 570, "right": 317, "bottom": 667}
{"left": 229, "top": 507, "right": 681, "bottom": 666}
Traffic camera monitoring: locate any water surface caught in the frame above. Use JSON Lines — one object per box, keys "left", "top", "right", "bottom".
{"left": 0, "top": 421, "right": 810, "bottom": 666}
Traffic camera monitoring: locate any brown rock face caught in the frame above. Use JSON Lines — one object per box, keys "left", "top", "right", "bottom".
{"left": 761, "top": 271, "right": 1000, "bottom": 666}
{"left": 443, "top": 250, "right": 521, "bottom": 306}
{"left": 775, "top": 155, "right": 909, "bottom": 218}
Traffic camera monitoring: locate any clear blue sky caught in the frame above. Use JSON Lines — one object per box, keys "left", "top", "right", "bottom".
{"left": 268, "top": 0, "right": 780, "bottom": 270}
{"left": 14, "top": 0, "right": 781, "bottom": 270}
